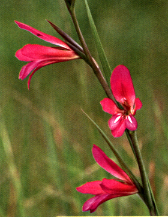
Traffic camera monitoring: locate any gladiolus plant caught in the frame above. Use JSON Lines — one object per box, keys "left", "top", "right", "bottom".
{"left": 14, "top": 0, "right": 160, "bottom": 215}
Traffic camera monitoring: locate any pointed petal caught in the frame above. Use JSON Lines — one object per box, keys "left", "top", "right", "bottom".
{"left": 108, "top": 115, "right": 126, "bottom": 137}
{"left": 111, "top": 65, "right": 135, "bottom": 107}
{"left": 82, "top": 194, "right": 114, "bottom": 213}
{"left": 15, "top": 48, "right": 33, "bottom": 61}
{"left": 19, "top": 59, "right": 58, "bottom": 80}
{"left": 27, "top": 60, "right": 57, "bottom": 89}
{"left": 15, "top": 21, "right": 70, "bottom": 49}
{"left": 76, "top": 181, "right": 104, "bottom": 195}
{"left": 18, "top": 52, "right": 79, "bottom": 81}
{"left": 92, "top": 145, "right": 131, "bottom": 182}
{"left": 135, "top": 98, "right": 143, "bottom": 110}
{"left": 19, "top": 60, "right": 43, "bottom": 80}
{"left": 100, "top": 178, "right": 137, "bottom": 195}
{"left": 125, "top": 115, "right": 137, "bottom": 131}
{"left": 108, "top": 114, "right": 123, "bottom": 130}
{"left": 16, "top": 44, "right": 78, "bottom": 61}
{"left": 100, "top": 98, "right": 121, "bottom": 115}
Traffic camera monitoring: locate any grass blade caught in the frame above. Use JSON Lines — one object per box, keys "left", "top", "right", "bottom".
{"left": 84, "top": 0, "right": 111, "bottom": 81}
{"left": 81, "top": 109, "right": 143, "bottom": 192}
{"left": 0, "top": 117, "right": 25, "bottom": 217}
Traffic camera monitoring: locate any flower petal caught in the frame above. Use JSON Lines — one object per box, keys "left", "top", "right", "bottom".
{"left": 16, "top": 44, "right": 78, "bottom": 61}
{"left": 19, "top": 59, "right": 59, "bottom": 80}
{"left": 92, "top": 145, "right": 131, "bottom": 182}
{"left": 135, "top": 98, "right": 143, "bottom": 111}
{"left": 108, "top": 115, "right": 126, "bottom": 137}
{"left": 108, "top": 114, "right": 123, "bottom": 130}
{"left": 19, "top": 60, "right": 43, "bottom": 80}
{"left": 15, "top": 48, "right": 33, "bottom": 61}
{"left": 100, "top": 98, "right": 121, "bottom": 115}
{"left": 27, "top": 60, "right": 57, "bottom": 89}
{"left": 125, "top": 115, "right": 137, "bottom": 131}
{"left": 15, "top": 21, "right": 70, "bottom": 49}
{"left": 100, "top": 178, "right": 138, "bottom": 195}
{"left": 82, "top": 194, "right": 114, "bottom": 213}
{"left": 76, "top": 180, "right": 103, "bottom": 195}
{"left": 111, "top": 65, "right": 135, "bottom": 107}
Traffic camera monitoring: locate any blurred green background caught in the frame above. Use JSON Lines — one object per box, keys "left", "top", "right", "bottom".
{"left": 1, "top": 0, "right": 168, "bottom": 216}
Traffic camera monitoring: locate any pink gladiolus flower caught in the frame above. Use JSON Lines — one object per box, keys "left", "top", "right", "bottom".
{"left": 100, "top": 65, "right": 142, "bottom": 137}
{"left": 76, "top": 145, "right": 138, "bottom": 213}
{"left": 15, "top": 21, "right": 79, "bottom": 89}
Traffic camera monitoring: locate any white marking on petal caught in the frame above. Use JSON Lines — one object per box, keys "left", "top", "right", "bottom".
{"left": 114, "top": 115, "right": 121, "bottom": 123}
{"left": 128, "top": 115, "right": 132, "bottom": 123}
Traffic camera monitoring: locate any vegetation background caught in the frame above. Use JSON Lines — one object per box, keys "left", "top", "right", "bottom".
{"left": 1, "top": 0, "right": 168, "bottom": 216}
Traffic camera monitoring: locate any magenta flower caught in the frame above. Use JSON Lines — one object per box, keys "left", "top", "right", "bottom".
{"left": 15, "top": 21, "right": 79, "bottom": 89}
{"left": 76, "top": 145, "right": 138, "bottom": 213}
{"left": 100, "top": 65, "right": 142, "bottom": 137}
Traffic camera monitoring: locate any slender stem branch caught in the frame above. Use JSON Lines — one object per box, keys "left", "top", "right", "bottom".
{"left": 69, "top": 8, "right": 119, "bottom": 105}
{"left": 128, "top": 130, "right": 159, "bottom": 216}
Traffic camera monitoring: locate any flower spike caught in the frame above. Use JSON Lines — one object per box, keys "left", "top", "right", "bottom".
{"left": 76, "top": 145, "right": 138, "bottom": 213}
{"left": 15, "top": 21, "right": 80, "bottom": 89}
{"left": 100, "top": 65, "right": 142, "bottom": 137}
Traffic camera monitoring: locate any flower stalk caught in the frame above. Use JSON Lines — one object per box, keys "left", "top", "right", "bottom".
{"left": 66, "top": 5, "right": 118, "bottom": 105}
{"left": 128, "top": 130, "right": 159, "bottom": 216}
{"left": 65, "top": 2, "right": 159, "bottom": 215}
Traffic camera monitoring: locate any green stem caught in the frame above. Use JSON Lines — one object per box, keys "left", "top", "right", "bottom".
{"left": 68, "top": 8, "right": 119, "bottom": 105}
{"left": 128, "top": 130, "right": 159, "bottom": 216}
{"left": 65, "top": 3, "right": 159, "bottom": 215}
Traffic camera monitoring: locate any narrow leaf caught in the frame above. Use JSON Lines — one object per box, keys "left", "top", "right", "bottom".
{"left": 84, "top": 0, "right": 111, "bottom": 82}
{"left": 81, "top": 109, "right": 143, "bottom": 192}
